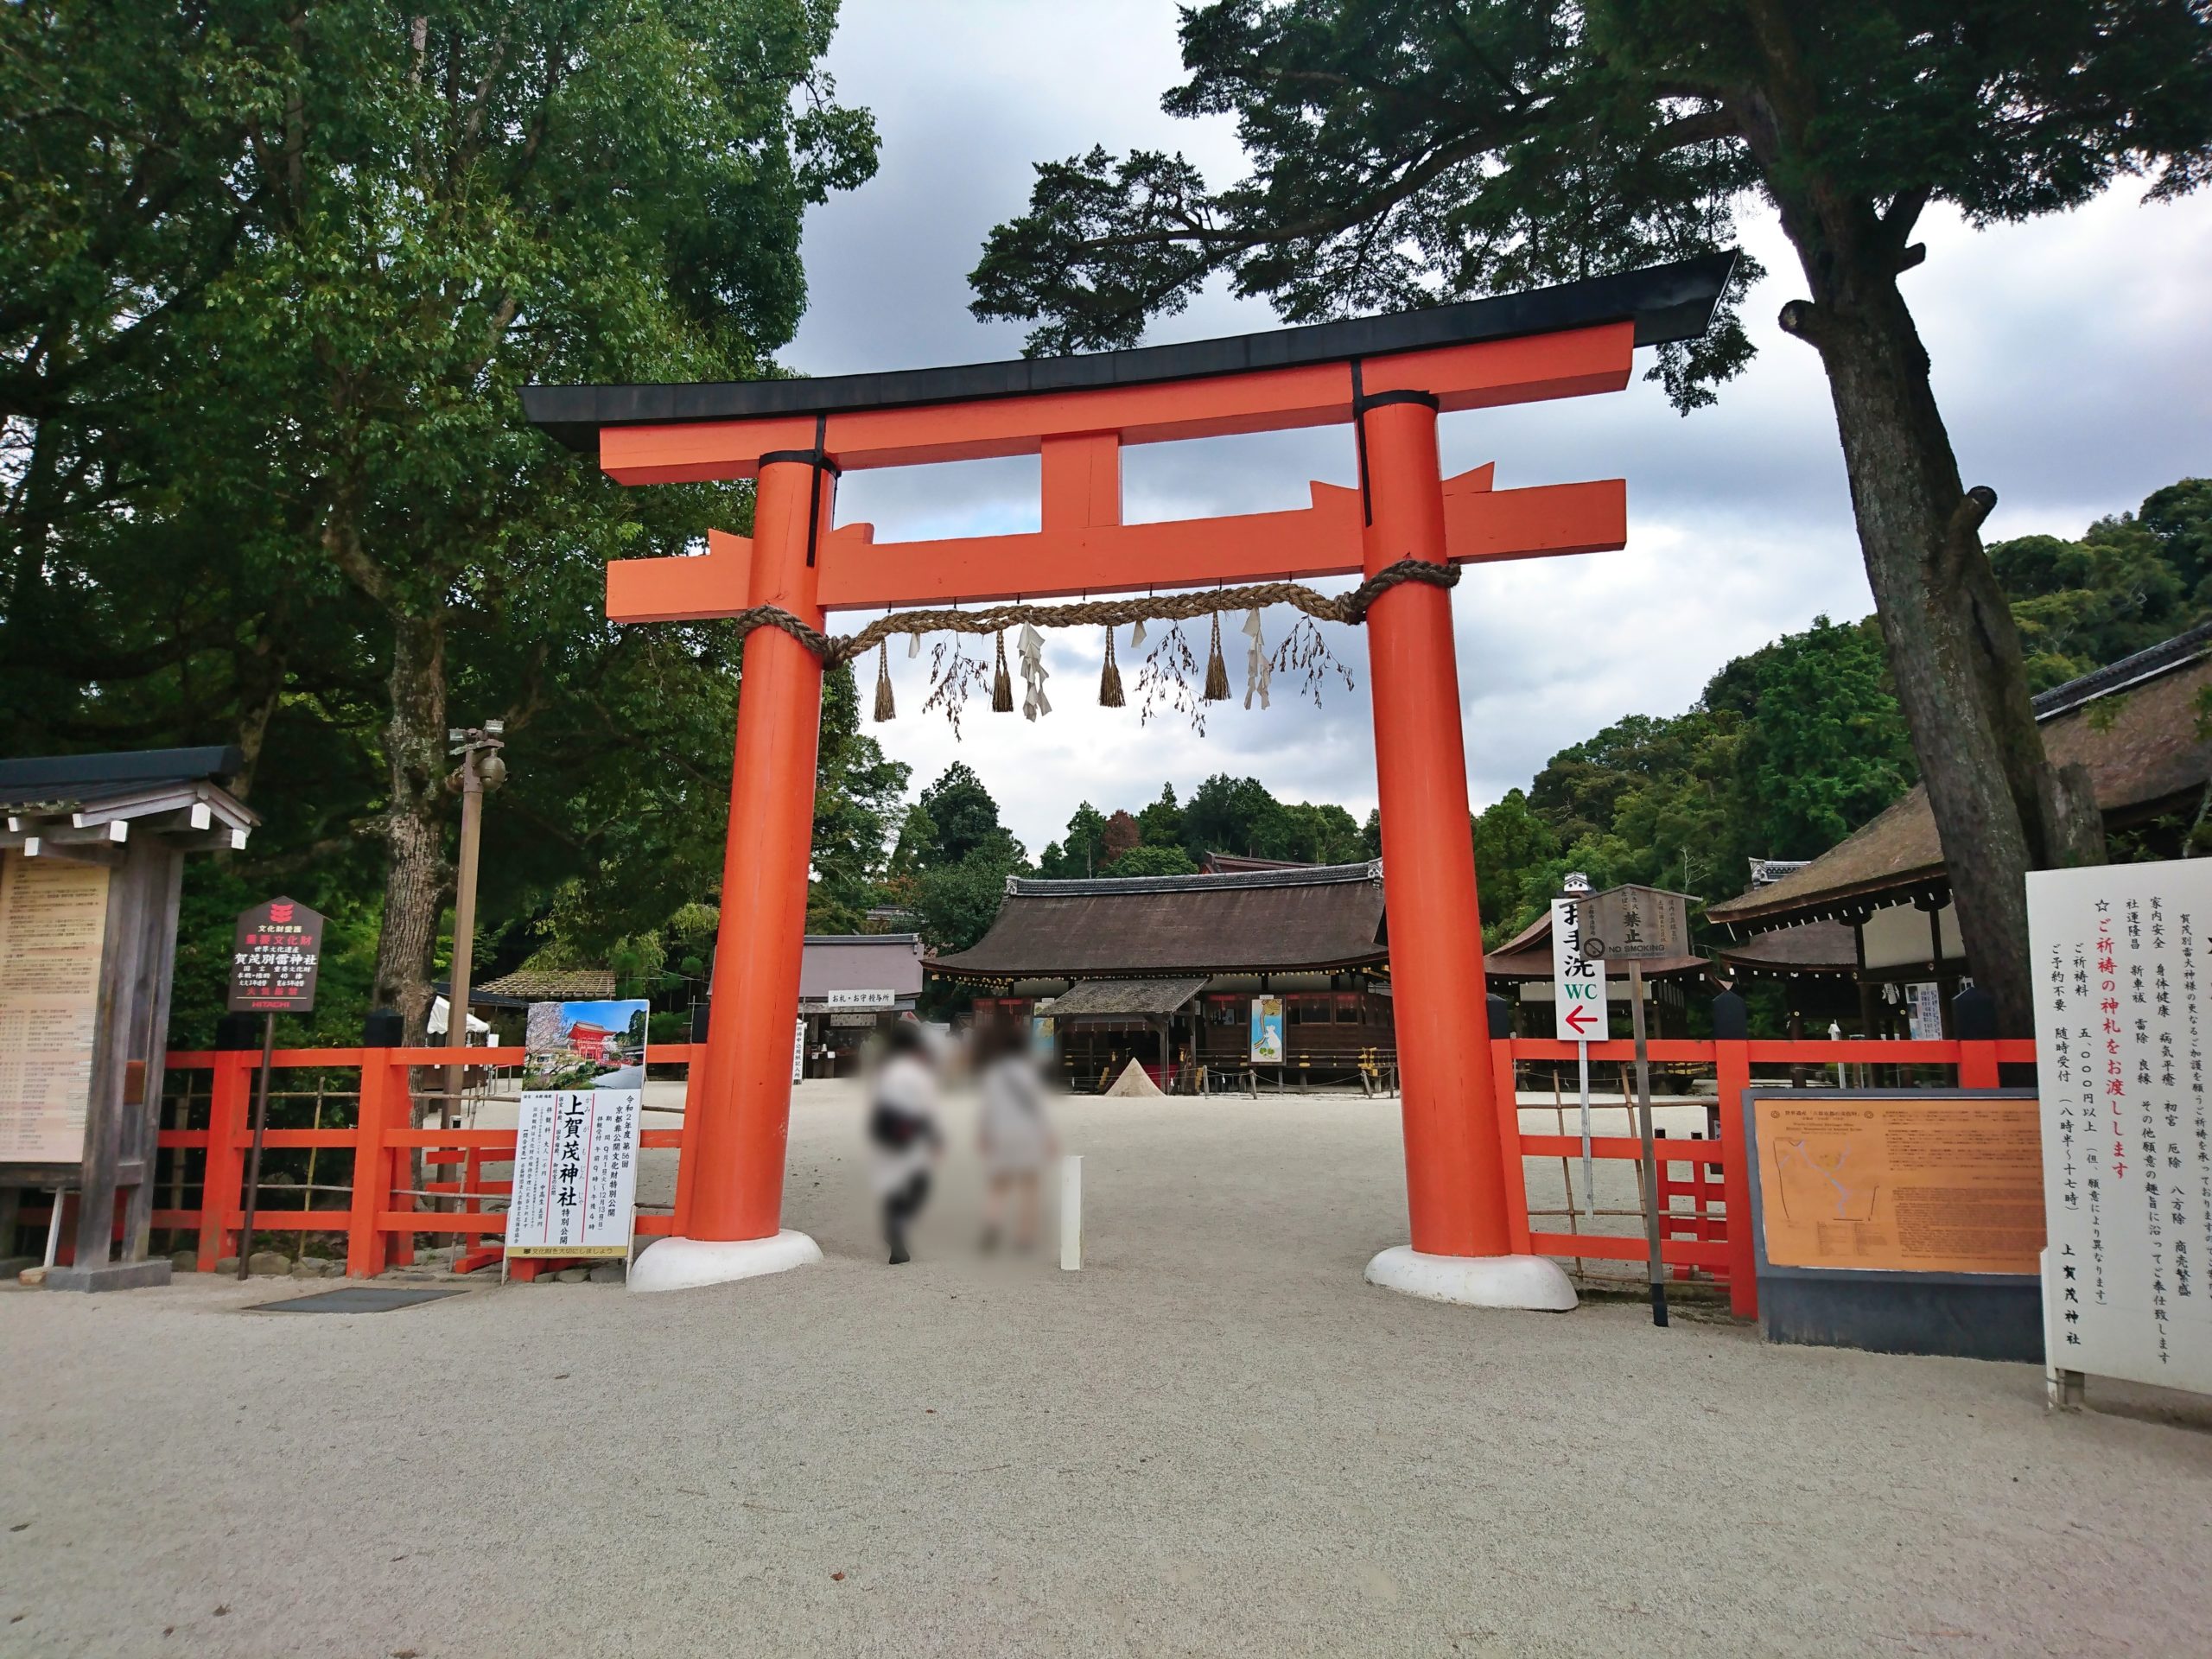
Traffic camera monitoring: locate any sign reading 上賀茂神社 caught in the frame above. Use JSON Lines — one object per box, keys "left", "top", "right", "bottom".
{"left": 506, "top": 999, "right": 647, "bottom": 1260}
{"left": 0, "top": 854, "right": 111, "bottom": 1164}
{"left": 2030, "top": 857, "right": 2212, "bottom": 1394}
{"left": 1550, "top": 896, "right": 1608, "bottom": 1043}
{"left": 227, "top": 896, "right": 326, "bottom": 1013}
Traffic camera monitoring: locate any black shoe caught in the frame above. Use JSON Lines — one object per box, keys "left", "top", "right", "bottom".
{"left": 888, "top": 1243, "right": 911, "bottom": 1265}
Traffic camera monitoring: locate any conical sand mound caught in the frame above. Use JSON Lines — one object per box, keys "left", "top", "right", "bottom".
{"left": 1103, "top": 1058, "right": 1165, "bottom": 1097}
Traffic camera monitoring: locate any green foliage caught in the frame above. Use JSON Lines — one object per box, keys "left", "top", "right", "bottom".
{"left": 809, "top": 664, "right": 912, "bottom": 931}
{"left": 1992, "top": 482, "right": 2212, "bottom": 689}
{"left": 1137, "top": 783, "right": 1185, "bottom": 849}
{"left": 1107, "top": 842, "right": 1199, "bottom": 877}
{"left": 0, "top": 0, "right": 879, "bottom": 1034}
{"left": 915, "top": 762, "right": 1007, "bottom": 868}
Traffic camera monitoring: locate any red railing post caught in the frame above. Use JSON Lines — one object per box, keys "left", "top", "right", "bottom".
{"left": 196, "top": 1050, "right": 250, "bottom": 1271}
{"left": 346, "top": 1052, "right": 392, "bottom": 1277}
{"left": 1713, "top": 1032, "right": 1758, "bottom": 1320}
{"left": 1489, "top": 1023, "right": 1533, "bottom": 1253}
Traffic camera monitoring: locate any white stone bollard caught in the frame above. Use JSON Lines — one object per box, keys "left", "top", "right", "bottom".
{"left": 1060, "top": 1154, "right": 1082, "bottom": 1271}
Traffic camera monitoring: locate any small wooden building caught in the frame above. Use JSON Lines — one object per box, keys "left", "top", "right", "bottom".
{"left": 798, "top": 933, "right": 925, "bottom": 1077}
{"left": 1707, "top": 621, "right": 2212, "bottom": 1035}
{"left": 927, "top": 861, "right": 1392, "bottom": 1090}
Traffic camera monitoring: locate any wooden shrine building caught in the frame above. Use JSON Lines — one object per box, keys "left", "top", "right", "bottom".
{"left": 928, "top": 861, "right": 1393, "bottom": 1090}
{"left": 1707, "top": 622, "right": 2212, "bottom": 1035}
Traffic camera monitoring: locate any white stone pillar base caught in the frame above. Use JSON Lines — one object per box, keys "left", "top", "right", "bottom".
{"left": 627, "top": 1230, "right": 823, "bottom": 1294}
{"left": 1363, "top": 1246, "right": 1578, "bottom": 1311}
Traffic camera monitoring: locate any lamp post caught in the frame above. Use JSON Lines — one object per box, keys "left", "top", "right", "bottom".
{"left": 444, "top": 721, "right": 507, "bottom": 1131}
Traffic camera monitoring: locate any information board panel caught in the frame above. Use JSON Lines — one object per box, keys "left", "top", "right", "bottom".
{"left": 0, "top": 853, "right": 110, "bottom": 1164}
{"left": 507, "top": 999, "right": 646, "bottom": 1260}
{"left": 1749, "top": 1091, "right": 2044, "bottom": 1274}
{"left": 2029, "top": 858, "right": 2212, "bottom": 1393}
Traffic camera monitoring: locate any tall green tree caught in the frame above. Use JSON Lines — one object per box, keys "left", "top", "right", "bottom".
{"left": 191, "top": 1, "right": 874, "bottom": 1038}
{"left": 969, "top": 1, "right": 2212, "bottom": 1033}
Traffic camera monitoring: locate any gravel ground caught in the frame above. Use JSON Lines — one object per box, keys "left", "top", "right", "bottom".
{"left": 5, "top": 1082, "right": 2210, "bottom": 1658}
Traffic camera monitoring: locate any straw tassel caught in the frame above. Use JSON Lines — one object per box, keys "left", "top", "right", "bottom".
{"left": 991, "top": 629, "right": 1014, "bottom": 712}
{"left": 873, "top": 639, "right": 896, "bottom": 722}
{"left": 1203, "top": 613, "right": 1230, "bottom": 702}
{"left": 1099, "top": 626, "right": 1124, "bottom": 708}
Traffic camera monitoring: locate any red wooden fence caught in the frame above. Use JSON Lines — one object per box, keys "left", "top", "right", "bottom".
{"left": 123, "top": 1035, "right": 2031, "bottom": 1317}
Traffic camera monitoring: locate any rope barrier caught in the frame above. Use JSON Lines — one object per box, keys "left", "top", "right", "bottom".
{"left": 716, "top": 558, "right": 1460, "bottom": 668}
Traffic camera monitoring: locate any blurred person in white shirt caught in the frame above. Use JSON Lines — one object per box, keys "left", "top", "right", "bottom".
{"left": 974, "top": 1016, "right": 1057, "bottom": 1253}
{"left": 867, "top": 1018, "right": 942, "bottom": 1265}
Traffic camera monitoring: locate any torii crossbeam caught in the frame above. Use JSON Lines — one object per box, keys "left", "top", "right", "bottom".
{"left": 526, "top": 251, "right": 1733, "bottom": 1301}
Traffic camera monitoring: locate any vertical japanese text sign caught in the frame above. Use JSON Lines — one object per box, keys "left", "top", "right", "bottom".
{"left": 1551, "top": 897, "right": 1610, "bottom": 1043}
{"left": 507, "top": 998, "right": 647, "bottom": 1260}
{"left": 2029, "top": 859, "right": 2212, "bottom": 1395}
{"left": 227, "top": 898, "right": 326, "bottom": 1014}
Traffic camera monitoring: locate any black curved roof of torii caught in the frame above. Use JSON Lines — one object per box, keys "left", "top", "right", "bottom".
{"left": 524, "top": 250, "right": 1737, "bottom": 454}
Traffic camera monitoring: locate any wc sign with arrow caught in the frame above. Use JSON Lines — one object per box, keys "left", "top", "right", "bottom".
{"left": 1550, "top": 893, "right": 1609, "bottom": 1044}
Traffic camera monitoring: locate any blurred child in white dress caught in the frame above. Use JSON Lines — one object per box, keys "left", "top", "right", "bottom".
{"left": 975, "top": 1017, "right": 1056, "bottom": 1252}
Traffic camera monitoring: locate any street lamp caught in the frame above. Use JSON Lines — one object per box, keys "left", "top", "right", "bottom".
{"left": 443, "top": 721, "right": 507, "bottom": 1129}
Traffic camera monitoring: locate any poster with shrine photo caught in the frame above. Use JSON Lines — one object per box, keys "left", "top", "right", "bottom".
{"left": 2029, "top": 860, "right": 2212, "bottom": 1395}
{"left": 505, "top": 999, "right": 647, "bottom": 1260}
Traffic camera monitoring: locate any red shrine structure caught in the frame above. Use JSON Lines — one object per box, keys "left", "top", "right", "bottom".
{"left": 526, "top": 253, "right": 1733, "bottom": 1304}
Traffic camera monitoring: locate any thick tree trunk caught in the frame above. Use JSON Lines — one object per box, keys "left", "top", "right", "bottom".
{"left": 372, "top": 612, "right": 450, "bottom": 1050}
{"left": 1783, "top": 251, "right": 2102, "bottom": 1035}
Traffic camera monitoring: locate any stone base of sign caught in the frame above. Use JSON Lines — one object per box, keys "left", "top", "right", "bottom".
{"left": 1363, "top": 1247, "right": 1578, "bottom": 1312}
{"left": 627, "top": 1230, "right": 823, "bottom": 1295}
{"left": 42, "top": 1257, "right": 174, "bottom": 1293}
{"left": 1760, "top": 1274, "right": 2043, "bottom": 1363}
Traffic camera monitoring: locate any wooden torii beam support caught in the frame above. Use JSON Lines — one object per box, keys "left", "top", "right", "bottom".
{"left": 525, "top": 251, "right": 1734, "bottom": 1301}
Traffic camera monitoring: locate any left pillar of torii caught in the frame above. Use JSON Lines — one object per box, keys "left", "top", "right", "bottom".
{"left": 639, "top": 450, "right": 838, "bottom": 1292}
{"left": 0, "top": 747, "right": 257, "bottom": 1289}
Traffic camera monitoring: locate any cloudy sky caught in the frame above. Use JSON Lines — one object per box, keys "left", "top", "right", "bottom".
{"left": 781, "top": 1, "right": 2212, "bottom": 858}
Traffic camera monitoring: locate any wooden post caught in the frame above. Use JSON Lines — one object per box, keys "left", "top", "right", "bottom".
{"left": 235, "top": 1011, "right": 276, "bottom": 1278}
{"left": 1630, "top": 961, "right": 1666, "bottom": 1325}
{"left": 1711, "top": 989, "right": 1758, "bottom": 1319}
{"left": 198, "top": 1047, "right": 251, "bottom": 1271}
{"left": 346, "top": 1049, "right": 393, "bottom": 1277}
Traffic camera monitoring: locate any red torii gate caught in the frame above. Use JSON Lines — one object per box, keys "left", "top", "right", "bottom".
{"left": 526, "top": 253, "right": 1732, "bottom": 1303}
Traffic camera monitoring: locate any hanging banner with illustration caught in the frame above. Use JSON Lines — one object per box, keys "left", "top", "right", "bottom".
{"left": 1249, "top": 995, "right": 1284, "bottom": 1064}
{"left": 506, "top": 999, "right": 648, "bottom": 1260}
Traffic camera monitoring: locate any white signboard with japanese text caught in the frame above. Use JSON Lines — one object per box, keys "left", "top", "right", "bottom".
{"left": 506, "top": 999, "right": 646, "bottom": 1260}
{"left": 1549, "top": 896, "right": 1609, "bottom": 1044}
{"left": 2030, "top": 860, "right": 2212, "bottom": 1393}
{"left": 825, "top": 988, "right": 897, "bottom": 1010}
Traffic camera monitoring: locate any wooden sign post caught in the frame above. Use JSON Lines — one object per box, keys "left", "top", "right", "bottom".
{"left": 1586, "top": 883, "right": 1694, "bottom": 1328}
{"left": 227, "top": 897, "right": 325, "bottom": 1279}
